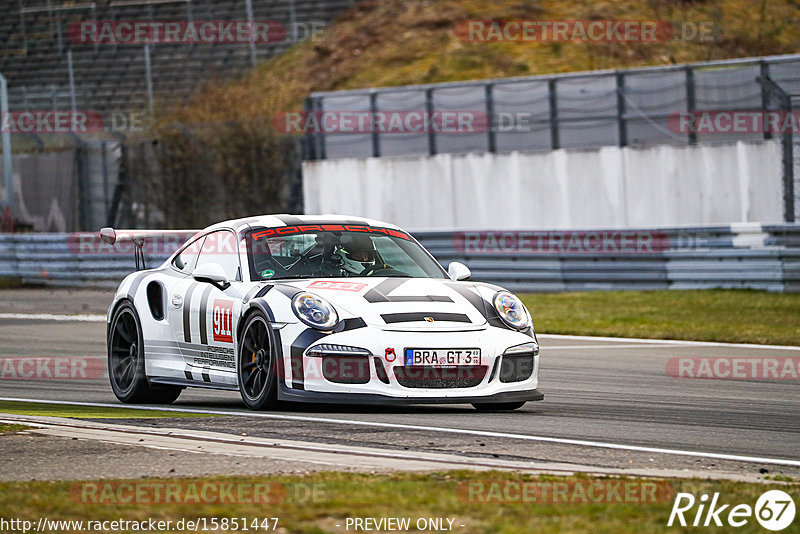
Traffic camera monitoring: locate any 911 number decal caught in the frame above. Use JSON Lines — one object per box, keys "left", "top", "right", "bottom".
{"left": 212, "top": 300, "right": 233, "bottom": 343}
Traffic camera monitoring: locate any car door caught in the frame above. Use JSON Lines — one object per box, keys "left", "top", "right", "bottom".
{"left": 171, "top": 230, "right": 245, "bottom": 385}
{"left": 165, "top": 233, "right": 205, "bottom": 378}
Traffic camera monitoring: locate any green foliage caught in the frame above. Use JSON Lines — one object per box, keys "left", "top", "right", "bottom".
{"left": 521, "top": 290, "right": 800, "bottom": 345}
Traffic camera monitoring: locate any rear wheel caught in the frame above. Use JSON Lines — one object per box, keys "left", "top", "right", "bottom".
{"left": 472, "top": 401, "right": 526, "bottom": 411}
{"left": 238, "top": 312, "right": 278, "bottom": 410}
{"left": 108, "top": 302, "right": 182, "bottom": 404}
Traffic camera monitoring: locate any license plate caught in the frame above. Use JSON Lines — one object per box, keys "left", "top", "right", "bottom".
{"left": 405, "top": 348, "right": 482, "bottom": 367}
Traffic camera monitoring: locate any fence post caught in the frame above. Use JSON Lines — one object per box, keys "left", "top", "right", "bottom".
{"left": 686, "top": 67, "right": 697, "bottom": 145}
{"left": 485, "top": 83, "right": 496, "bottom": 153}
{"left": 289, "top": 0, "right": 298, "bottom": 42}
{"left": 0, "top": 73, "right": 13, "bottom": 218}
{"left": 18, "top": 0, "right": 28, "bottom": 54}
{"left": 760, "top": 61, "right": 772, "bottom": 141}
{"left": 244, "top": 0, "right": 257, "bottom": 66}
{"left": 106, "top": 142, "right": 126, "bottom": 228}
{"left": 758, "top": 75, "right": 795, "bottom": 223}
{"left": 301, "top": 96, "right": 314, "bottom": 160}
{"left": 67, "top": 49, "right": 77, "bottom": 113}
{"left": 315, "top": 97, "right": 326, "bottom": 160}
{"left": 616, "top": 71, "right": 627, "bottom": 147}
{"left": 101, "top": 141, "right": 110, "bottom": 219}
{"left": 782, "top": 105, "right": 795, "bottom": 223}
{"left": 91, "top": 4, "right": 98, "bottom": 54}
{"left": 369, "top": 91, "right": 380, "bottom": 157}
{"left": 548, "top": 79, "right": 559, "bottom": 150}
{"left": 144, "top": 45, "right": 154, "bottom": 112}
{"left": 54, "top": 6, "right": 64, "bottom": 54}
{"left": 426, "top": 88, "right": 437, "bottom": 156}
{"left": 75, "top": 141, "right": 92, "bottom": 231}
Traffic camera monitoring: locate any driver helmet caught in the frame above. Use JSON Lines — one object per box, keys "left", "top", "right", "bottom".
{"left": 338, "top": 235, "right": 377, "bottom": 275}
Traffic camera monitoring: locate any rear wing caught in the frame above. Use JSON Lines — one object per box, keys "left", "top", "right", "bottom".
{"left": 99, "top": 227, "right": 199, "bottom": 271}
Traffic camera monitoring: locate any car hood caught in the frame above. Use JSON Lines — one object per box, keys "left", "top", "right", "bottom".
{"left": 275, "top": 277, "right": 495, "bottom": 331}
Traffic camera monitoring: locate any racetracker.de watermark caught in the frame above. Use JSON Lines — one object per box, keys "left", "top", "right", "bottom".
{"left": 67, "top": 232, "right": 198, "bottom": 256}
{"left": 1, "top": 111, "right": 146, "bottom": 134}
{"left": 274, "top": 111, "right": 489, "bottom": 134}
{"left": 69, "top": 21, "right": 286, "bottom": 44}
{"left": 0, "top": 357, "right": 104, "bottom": 380}
{"left": 456, "top": 20, "right": 714, "bottom": 43}
{"left": 72, "top": 481, "right": 327, "bottom": 504}
{"left": 453, "top": 231, "right": 671, "bottom": 254}
{"left": 667, "top": 357, "right": 800, "bottom": 380}
{"left": 0, "top": 112, "right": 104, "bottom": 134}
{"left": 668, "top": 111, "right": 800, "bottom": 135}
{"left": 290, "top": 358, "right": 500, "bottom": 384}
{"left": 458, "top": 480, "right": 674, "bottom": 503}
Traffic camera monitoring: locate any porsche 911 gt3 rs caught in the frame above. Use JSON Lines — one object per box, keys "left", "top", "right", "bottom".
{"left": 103, "top": 215, "right": 543, "bottom": 410}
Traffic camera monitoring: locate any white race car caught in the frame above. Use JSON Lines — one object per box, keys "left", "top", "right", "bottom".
{"left": 103, "top": 215, "right": 543, "bottom": 411}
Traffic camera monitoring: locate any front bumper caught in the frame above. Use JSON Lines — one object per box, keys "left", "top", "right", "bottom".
{"left": 277, "top": 322, "right": 541, "bottom": 402}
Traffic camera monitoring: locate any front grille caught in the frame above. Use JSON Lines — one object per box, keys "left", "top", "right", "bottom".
{"left": 381, "top": 312, "right": 471, "bottom": 324}
{"left": 499, "top": 354, "right": 535, "bottom": 383}
{"left": 322, "top": 356, "right": 371, "bottom": 384}
{"left": 394, "top": 365, "right": 487, "bottom": 388}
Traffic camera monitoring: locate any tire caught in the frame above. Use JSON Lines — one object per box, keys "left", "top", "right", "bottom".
{"left": 237, "top": 311, "right": 279, "bottom": 410}
{"left": 108, "top": 301, "right": 183, "bottom": 404}
{"left": 472, "top": 401, "right": 526, "bottom": 411}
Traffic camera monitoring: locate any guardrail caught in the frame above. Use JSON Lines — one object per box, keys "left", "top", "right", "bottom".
{"left": 0, "top": 233, "right": 172, "bottom": 288}
{"left": 1, "top": 224, "right": 799, "bottom": 292}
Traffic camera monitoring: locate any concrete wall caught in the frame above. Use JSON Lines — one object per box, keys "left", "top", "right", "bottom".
{"left": 303, "top": 140, "right": 784, "bottom": 231}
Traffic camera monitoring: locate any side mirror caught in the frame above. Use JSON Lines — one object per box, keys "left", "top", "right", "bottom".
{"left": 193, "top": 263, "right": 229, "bottom": 286}
{"left": 448, "top": 262, "right": 471, "bottom": 281}
{"left": 99, "top": 227, "right": 117, "bottom": 245}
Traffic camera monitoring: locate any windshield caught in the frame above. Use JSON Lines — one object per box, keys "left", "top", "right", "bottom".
{"left": 245, "top": 226, "right": 447, "bottom": 281}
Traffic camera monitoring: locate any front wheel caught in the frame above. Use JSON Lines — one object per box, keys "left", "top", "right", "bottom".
{"left": 108, "top": 302, "right": 182, "bottom": 404}
{"left": 237, "top": 312, "right": 279, "bottom": 410}
{"left": 472, "top": 401, "right": 526, "bottom": 411}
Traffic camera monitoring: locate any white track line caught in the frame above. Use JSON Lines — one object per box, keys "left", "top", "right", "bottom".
{"left": 539, "top": 334, "right": 800, "bottom": 352}
{"left": 542, "top": 344, "right": 676, "bottom": 350}
{"left": 0, "top": 313, "right": 105, "bottom": 322}
{"left": 1, "top": 397, "right": 798, "bottom": 468}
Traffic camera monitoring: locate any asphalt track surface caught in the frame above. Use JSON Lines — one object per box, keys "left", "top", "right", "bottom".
{"left": 1, "top": 288, "right": 799, "bottom": 479}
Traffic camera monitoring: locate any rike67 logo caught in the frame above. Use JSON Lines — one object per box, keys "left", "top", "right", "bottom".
{"left": 212, "top": 300, "right": 233, "bottom": 343}
{"left": 668, "top": 490, "right": 796, "bottom": 531}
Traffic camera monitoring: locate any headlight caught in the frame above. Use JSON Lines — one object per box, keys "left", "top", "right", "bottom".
{"left": 493, "top": 291, "right": 530, "bottom": 330}
{"left": 292, "top": 292, "right": 339, "bottom": 330}
{"left": 504, "top": 341, "right": 539, "bottom": 356}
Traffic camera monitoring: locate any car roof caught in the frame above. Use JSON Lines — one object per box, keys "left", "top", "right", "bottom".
{"left": 203, "top": 214, "right": 404, "bottom": 234}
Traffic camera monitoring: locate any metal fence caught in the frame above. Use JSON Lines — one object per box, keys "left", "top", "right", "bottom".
{"left": 1, "top": 0, "right": 357, "bottom": 116}
{"left": 307, "top": 54, "right": 800, "bottom": 157}
{"left": 112, "top": 125, "right": 303, "bottom": 231}
{"left": 305, "top": 54, "right": 800, "bottom": 222}
{"left": 2, "top": 224, "right": 799, "bottom": 291}
{"left": 0, "top": 138, "right": 119, "bottom": 233}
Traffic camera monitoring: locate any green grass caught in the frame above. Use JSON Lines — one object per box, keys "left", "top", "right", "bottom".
{"left": 1, "top": 471, "right": 797, "bottom": 533}
{"left": 521, "top": 290, "right": 800, "bottom": 346}
{"left": 0, "top": 423, "right": 29, "bottom": 434}
{"left": 766, "top": 475, "right": 795, "bottom": 483}
{"left": 0, "top": 277, "right": 23, "bottom": 289}
{"left": 0, "top": 401, "right": 214, "bottom": 420}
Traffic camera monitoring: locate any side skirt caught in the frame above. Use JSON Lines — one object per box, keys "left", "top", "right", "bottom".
{"left": 149, "top": 377, "right": 240, "bottom": 391}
